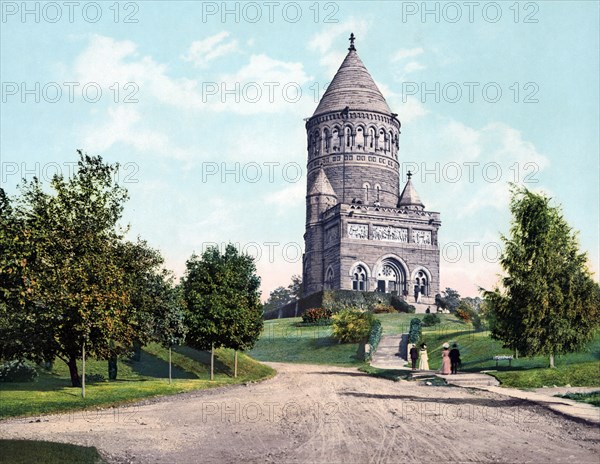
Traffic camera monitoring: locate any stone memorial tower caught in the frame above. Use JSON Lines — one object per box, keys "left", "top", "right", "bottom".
{"left": 302, "top": 34, "right": 441, "bottom": 306}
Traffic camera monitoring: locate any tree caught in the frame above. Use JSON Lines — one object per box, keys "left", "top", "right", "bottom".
{"left": 183, "top": 244, "right": 263, "bottom": 379}
{"left": 483, "top": 186, "right": 600, "bottom": 367}
{"left": 262, "top": 275, "right": 303, "bottom": 313}
{"left": 0, "top": 153, "right": 152, "bottom": 387}
{"left": 435, "top": 288, "right": 461, "bottom": 312}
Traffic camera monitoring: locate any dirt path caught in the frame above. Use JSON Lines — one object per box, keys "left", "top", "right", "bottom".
{"left": 1, "top": 363, "right": 599, "bottom": 463}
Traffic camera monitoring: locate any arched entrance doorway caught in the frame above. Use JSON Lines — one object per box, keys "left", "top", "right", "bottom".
{"left": 375, "top": 259, "right": 406, "bottom": 295}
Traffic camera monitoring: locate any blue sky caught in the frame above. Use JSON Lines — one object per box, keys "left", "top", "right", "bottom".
{"left": 1, "top": 1, "right": 598, "bottom": 299}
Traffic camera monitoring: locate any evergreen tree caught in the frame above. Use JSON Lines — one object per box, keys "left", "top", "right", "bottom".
{"left": 484, "top": 186, "right": 600, "bottom": 367}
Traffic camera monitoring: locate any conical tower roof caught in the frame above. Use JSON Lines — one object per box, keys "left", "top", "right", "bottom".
{"left": 313, "top": 37, "right": 391, "bottom": 117}
{"left": 308, "top": 168, "right": 337, "bottom": 197}
{"left": 398, "top": 173, "right": 424, "bottom": 209}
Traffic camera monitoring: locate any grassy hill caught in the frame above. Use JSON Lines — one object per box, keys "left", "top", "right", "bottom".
{"left": 251, "top": 313, "right": 600, "bottom": 389}
{"left": 0, "top": 344, "right": 274, "bottom": 419}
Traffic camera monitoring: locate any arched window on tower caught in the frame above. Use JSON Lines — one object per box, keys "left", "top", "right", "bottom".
{"left": 363, "top": 182, "right": 370, "bottom": 203}
{"left": 388, "top": 130, "right": 393, "bottom": 153}
{"left": 356, "top": 126, "right": 365, "bottom": 149}
{"left": 325, "top": 267, "right": 334, "bottom": 290}
{"left": 351, "top": 265, "right": 367, "bottom": 291}
{"left": 369, "top": 128, "right": 376, "bottom": 150}
{"left": 414, "top": 271, "right": 429, "bottom": 297}
{"left": 375, "top": 184, "right": 381, "bottom": 202}
{"left": 378, "top": 129, "right": 385, "bottom": 151}
{"left": 345, "top": 127, "right": 352, "bottom": 148}
{"left": 332, "top": 128, "right": 340, "bottom": 151}
{"left": 324, "top": 128, "right": 330, "bottom": 152}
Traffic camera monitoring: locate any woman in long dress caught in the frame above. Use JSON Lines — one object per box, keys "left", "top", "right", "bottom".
{"left": 440, "top": 343, "right": 451, "bottom": 375}
{"left": 419, "top": 343, "right": 429, "bottom": 370}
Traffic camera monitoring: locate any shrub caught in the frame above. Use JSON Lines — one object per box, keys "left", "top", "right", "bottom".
{"left": 302, "top": 307, "right": 332, "bottom": 324}
{"left": 372, "top": 303, "right": 396, "bottom": 314}
{"left": 391, "top": 295, "right": 415, "bottom": 313}
{"left": 407, "top": 304, "right": 416, "bottom": 314}
{"left": 0, "top": 360, "right": 38, "bottom": 383}
{"left": 365, "top": 319, "right": 383, "bottom": 361}
{"left": 332, "top": 309, "right": 376, "bottom": 343}
{"left": 455, "top": 307, "right": 472, "bottom": 322}
{"left": 82, "top": 373, "right": 105, "bottom": 383}
{"left": 422, "top": 313, "right": 441, "bottom": 326}
{"left": 408, "top": 318, "right": 422, "bottom": 345}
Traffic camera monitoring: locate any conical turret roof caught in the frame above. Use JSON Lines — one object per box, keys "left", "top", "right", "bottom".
{"left": 313, "top": 45, "right": 391, "bottom": 117}
{"left": 398, "top": 174, "right": 424, "bottom": 209}
{"left": 308, "top": 168, "right": 337, "bottom": 197}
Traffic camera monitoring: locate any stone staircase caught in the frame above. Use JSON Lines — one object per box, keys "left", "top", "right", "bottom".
{"left": 443, "top": 372, "right": 500, "bottom": 387}
{"left": 370, "top": 334, "right": 408, "bottom": 369}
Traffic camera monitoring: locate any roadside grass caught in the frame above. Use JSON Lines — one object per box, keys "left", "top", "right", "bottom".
{"left": 555, "top": 390, "right": 600, "bottom": 407}
{"left": 492, "top": 362, "right": 600, "bottom": 389}
{"left": 375, "top": 312, "right": 600, "bottom": 389}
{"left": 249, "top": 317, "right": 364, "bottom": 366}
{"left": 0, "top": 439, "right": 106, "bottom": 464}
{"left": 0, "top": 345, "right": 275, "bottom": 419}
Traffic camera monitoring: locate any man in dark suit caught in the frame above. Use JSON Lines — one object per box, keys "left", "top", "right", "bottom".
{"left": 449, "top": 343, "right": 461, "bottom": 374}
{"left": 409, "top": 344, "right": 419, "bottom": 370}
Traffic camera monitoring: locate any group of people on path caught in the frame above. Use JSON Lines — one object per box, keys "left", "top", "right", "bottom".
{"left": 409, "top": 342, "right": 461, "bottom": 375}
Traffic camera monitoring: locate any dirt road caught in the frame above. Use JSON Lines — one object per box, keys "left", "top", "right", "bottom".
{"left": 1, "top": 363, "right": 598, "bottom": 463}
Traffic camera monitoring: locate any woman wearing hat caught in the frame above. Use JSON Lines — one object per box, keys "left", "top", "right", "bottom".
{"left": 440, "top": 343, "right": 451, "bottom": 375}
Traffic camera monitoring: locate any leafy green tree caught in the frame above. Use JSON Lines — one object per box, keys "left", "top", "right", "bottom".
{"left": 435, "top": 288, "right": 461, "bottom": 312}
{"left": 183, "top": 244, "right": 262, "bottom": 379}
{"left": 0, "top": 153, "right": 149, "bottom": 387}
{"left": 262, "top": 274, "right": 303, "bottom": 313}
{"left": 483, "top": 186, "right": 600, "bottom": 367}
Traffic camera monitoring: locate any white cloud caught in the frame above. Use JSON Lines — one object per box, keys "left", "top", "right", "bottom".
{"left": 392, "top": 47, "right": 424, "bottom": 62}
{"left": 403, "top": 61, "right": 426, "bottom": 74}
{"left": 308, "top": 19, "right": 371, "bottom": 76}
{"left": 81, "top": 106, "right": 195, "bottom": 162}
{"left": 72, "top": 34, "right": 312, "bottom": 114}
{"left": 264, "top": 182, "right": 306, "bottom": 215}
{"left": 183, "top": 31, "right": 238, "bottom": 68}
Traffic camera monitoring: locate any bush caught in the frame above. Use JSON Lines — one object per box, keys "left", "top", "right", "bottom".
{"left": 390, "top": 295, "right": 414, "bottom": 313}
{"left": 332, "top": 309, "right": 376, "bottom": 343}
{"left": 408, "top": 318, "right": 422, "bottom": 345}
{"left": 422, "top": 313, "right": 441, "bottom": 326}
{"left": 0, "top": 360, "right": 38, "bottom": 383}
{"left": 407, "top": 304, "right": 416, "bottom": 314}
{"left": 365, "top": 319, "right": 383, "bottom": 361}
{"left": 372, "top": 303, "right": 396, "bottom": 314}
{"left": 82, "top": 373, "right": 105, "bottom": 383}
{"left": 302, "top": 307, "right": 332, "bottom": 324}
{"left": 455, "top": 307, "right": 472, "bottom": 322}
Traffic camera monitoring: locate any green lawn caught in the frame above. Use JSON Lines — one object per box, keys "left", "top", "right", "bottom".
{"left": 0, "top": 440, "right": 106, "bottom": 464}
{"left": 0, "top": 345, "right": 275, "bottom": 419}
{"left": 555, "top": 390, "right": 600, "bottom": 407}
{"left": 375, "top": 313, "right": 600, "bottom": 389}
{"left": 249, "top": 318, "right": 365, "bottom": 366}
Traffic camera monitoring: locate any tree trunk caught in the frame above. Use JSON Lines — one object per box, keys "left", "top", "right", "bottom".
{"left": 514, "top": 348, "right": 519, "bottom": 359}
{"left": 169, "top": 346, "right": 172, "bottom": 384}
{"left": 108, "top": 356, "right": 118, "bottom": 380}
{"left": 82, "top": 343, "right": 86, "bottom": 397}
{"left": 549, "top": 353, "right": 555, "bottom": 368}
{"left": 210, "top": 343, "right": 214, "bottom": 381}
{"left": 67, "top": 356, "right": 81, "bottom": 388}
{"left": 234, "top": 350, "right": 238, "bottom": 378}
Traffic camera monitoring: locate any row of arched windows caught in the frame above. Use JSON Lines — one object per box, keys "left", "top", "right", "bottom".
{"left": 308, "top": 125, "right": 398, "bottom": 158}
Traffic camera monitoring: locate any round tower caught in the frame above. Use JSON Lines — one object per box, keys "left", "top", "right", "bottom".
{"left": 305, "top": 34, "right": 401, "bottom": 208}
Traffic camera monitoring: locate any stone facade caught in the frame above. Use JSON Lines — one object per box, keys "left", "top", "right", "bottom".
{"left": 302, "top": 36, "right": 441, "bottom": 303}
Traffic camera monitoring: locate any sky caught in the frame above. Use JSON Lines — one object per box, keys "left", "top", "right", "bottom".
{"left": 1, "top": 1, "right": 599, "bottom": 300}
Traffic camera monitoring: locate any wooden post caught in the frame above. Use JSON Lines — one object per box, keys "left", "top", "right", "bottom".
{"left": 82, "top": 342, "right": 86, "bottom": 398}
{"left": 169, "top": 346, "right": 172, "bottom": 384}
{"left": 210, "top": 343, "right": 214, "bottom": 381}
{"left": 234, "top": 350, "right": 238, "bottom": 378}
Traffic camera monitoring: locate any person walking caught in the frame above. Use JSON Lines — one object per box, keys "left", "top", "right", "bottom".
{"left": 418, "top": 343, "right": 429, "bottom": 370}
{"left": 449, "top": 343, "right": 461, "bottom": 374}
{"left": 409, "top": 344, "right": 419, "bottom": 370}
{"left": 440, "top": 343, "right": 451, "bottom": 375}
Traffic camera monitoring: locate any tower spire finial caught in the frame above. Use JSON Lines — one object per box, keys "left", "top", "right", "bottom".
{"left": 407, "top": 170, "right": 413, "bottom": 180}
{"left": 348, "top": 33, "right": 356, "bottom": 51}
